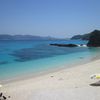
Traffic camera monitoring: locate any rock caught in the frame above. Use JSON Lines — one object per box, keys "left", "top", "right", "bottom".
{"left": 71, "top": 33, "right": 90, "bottom": 40}
{"left": 50, "top": 44, "right": 78, "bottom": 47}
{"left": 87, "top": 30, "right": 100, "bottom": 47}
{"left": 90, "top": 81, "right": 100, "bottom": 86}
{"left": 0, "top": 93, "right": 3, "bottom": 97}
{"left": 3, "top": 96, "right": 6, "bottom": 99}
{"left": 71, "top": 35, "right": 83, "bottom": 40}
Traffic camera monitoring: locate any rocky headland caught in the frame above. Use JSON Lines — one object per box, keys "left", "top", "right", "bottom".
{"left": 87, "top": 30, "right": 100, "bottom": 47}
{"left": 50, "top": 29, "right": 100, "bottom": 47}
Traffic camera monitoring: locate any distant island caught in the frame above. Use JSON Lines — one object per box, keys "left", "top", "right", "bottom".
{"left": 0, "top": 35, "right": 59, "bottom": 40}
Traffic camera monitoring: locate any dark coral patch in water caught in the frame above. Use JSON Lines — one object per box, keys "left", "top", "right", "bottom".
{"left": 10, "top": 45, "right": 88, "bottom": 62}
{"left": 0, "top": 61, "right": 9, "bottom": 65}
{"left": 10, "top": 48, "right": 36, "bottom": 62}
{"left": 10, "top": 48, "right": 52, "bottom": 62}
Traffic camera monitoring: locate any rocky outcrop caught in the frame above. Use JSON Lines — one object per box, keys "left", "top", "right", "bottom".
{"left": 87, "top": 30, "right": 100, "bottom": 47}
{"left": 71, "top": 33, "right": 90, "bottom": 40}
{"left": 50, "top": 44, "right": 78, "bottom": 47}
{"left": 71, "top": 35, "right": 83, "bottom": 40}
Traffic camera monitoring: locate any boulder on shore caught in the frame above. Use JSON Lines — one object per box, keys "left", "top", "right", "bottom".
{"left": 87, "top": 30, "right": 100, "bottom": 47}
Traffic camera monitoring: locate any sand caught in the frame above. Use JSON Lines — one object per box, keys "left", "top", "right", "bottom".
{"left": 0, "top": 59, "right": 100, "bottom": 100}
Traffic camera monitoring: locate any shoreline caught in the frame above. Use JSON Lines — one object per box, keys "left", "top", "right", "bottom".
{"left": 1, "top": 58, "right": 100, "bottom": 85}
{"left": 0, "top": 54, "right": 98, "bottom": 84}
{"left": 1, "top": 58, "right": 100, "bottom": 100}
{"left": 0, "top": 59, "right": 100, "bottom": 100}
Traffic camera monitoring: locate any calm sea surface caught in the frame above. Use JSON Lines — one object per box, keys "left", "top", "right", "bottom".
{"left": 0, "top": 39, "right": 100, "bottom": 81}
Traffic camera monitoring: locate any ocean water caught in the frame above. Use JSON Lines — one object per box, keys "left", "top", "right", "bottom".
{"left": 0, "top": 39, "right": 100, "bottom": 81}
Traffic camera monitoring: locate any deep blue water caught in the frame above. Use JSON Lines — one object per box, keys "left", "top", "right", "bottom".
{"left": 0, "top": 39, "right": 100, "bottom": 81}
{"left": 0, "top": 40, "right": 87, "bottom": 62}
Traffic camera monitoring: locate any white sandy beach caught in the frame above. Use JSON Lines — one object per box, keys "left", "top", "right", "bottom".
{"left": 1, "top": 59, "right": 100, "bottom": 100}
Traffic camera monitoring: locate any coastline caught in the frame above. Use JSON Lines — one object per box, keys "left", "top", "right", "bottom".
{"left": 1, "top": 58, "right": 100, "bottom": 100}
{"left": 0, "top": 53, "right": 98, "bottom": 84}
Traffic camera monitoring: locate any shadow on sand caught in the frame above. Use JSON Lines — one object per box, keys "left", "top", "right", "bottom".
{"left": 90, "top": 81, "right": 100, "bottom": 86}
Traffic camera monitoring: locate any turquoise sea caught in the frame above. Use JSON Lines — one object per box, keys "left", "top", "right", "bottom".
{"left": 0, "top": 39, "right": 100, "bottom": 82}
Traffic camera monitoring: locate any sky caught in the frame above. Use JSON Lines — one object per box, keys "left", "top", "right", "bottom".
{"left": 0, "top": 0, "right": 100, "bottom": 38}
